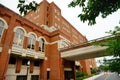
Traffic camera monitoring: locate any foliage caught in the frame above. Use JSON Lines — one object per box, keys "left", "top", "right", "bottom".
{"left": 76, "top": 71, "right": 97, "bottom": 80}
{"left": 99, "top": 64, "right": 109, "bottom": 72}
{"left": 97, "top": 26, "right": 120, "bottom": 73}
{"left": 17, "top": 0, "right": 38, "bottom": 15}
{"left": 76, "top": 71, "right": 89, "bottom": 80}
{"left": 100, "top": 26, "right": 120, "bottom": 56}
{"left": 108, "top": 58, "right": 120, "bottom": 72}
{"left": 98, "top": 58, "right": 120, "bottom": 73}
{"left": 91, "top": 68, "right": 98, "bottom": 74}
{"left": 76, "top": 71, "right": 87, "bottom": 78}
{"left": 69, "top": 0, "right": 120, "bottom": 25}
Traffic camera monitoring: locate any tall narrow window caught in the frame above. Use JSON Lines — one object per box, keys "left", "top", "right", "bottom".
{"left": 47, "top": 6, "right": 49, "bottom": 11}
{"left": 13, "top": 28, "right": 24, "bottom": 47}
{"left": 0, "top": 20, "right": 5, "bottom": 38}
{"left": 39, "top": 38, "right": 45, "bottom": 52}
{"left": 27, "top": 34, "right": 36, "bottom": 50}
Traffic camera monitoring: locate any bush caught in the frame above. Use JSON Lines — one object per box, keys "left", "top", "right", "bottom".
{"left": 76, "top": 71, "right": 88, "bottom": 78}
{"left": 91, "top": 69, "right": 98, "bottom": 74}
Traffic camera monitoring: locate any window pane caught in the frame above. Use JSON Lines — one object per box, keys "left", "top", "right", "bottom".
{"left": 0, "top": 20, "right": 5, "bottom": 38}
{"left": 28, "top": 34, "right": 36, "bottom": 49}
{"left": 0, "top": 27, "right": 3, "bottom": 37}
{"left": 13, "top": 33, "right": 19, "bottom": 44}
{"left": 0, "top": 20, "right": 5, "bottom": 27}
{"left": 31, "top": 75, "right": 39, "bottom": 80}
{"left": 13, "top": 28, "right": 24, "bottom": 46}
{"left": 16, "top": 76, "right": 27, "bottom": 80}
{"left": 39, "top": 38, "right": 45, "bottom": 52}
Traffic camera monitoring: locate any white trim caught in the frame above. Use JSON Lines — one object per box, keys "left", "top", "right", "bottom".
{"left": 8, "top": 49, "right": 11, "bottom": 54}
{"left": 44, "top": 57, "right": 47, "bottom": 60}
{"left": 27, "top": 32, "right": 38, "bottom": 40}
{"left": 59, "top": 35, "right": 70, "bottom": 42}
{"left": 0, "top": 17, "right": 8, "bottom": 29}
{"left": 47, "top": 68, "right": 50, "bottom": 71}
{"left": 46, "top": 41, "right": 58, "bottom": 45}
{"left": 0, "top": 47, "right": 2, "bottom": 52}
{"left": 64, "top": 68, "right": 72, "bottom": 71}
{"left": 13, "top": 26, "right": 27, "bottom": 36}
{"left": 38, "top": 36, "right": 46, "bottom": 43}
{"left": 11, "top": 46, "right": 45, "bottom": 59}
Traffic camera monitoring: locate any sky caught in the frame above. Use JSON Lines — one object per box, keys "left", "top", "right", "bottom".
{"left": 0, "top": 0, "right": 120, "bottom": 66}
{"left": 0, "top": 0, "right": 120, "bottom": 40}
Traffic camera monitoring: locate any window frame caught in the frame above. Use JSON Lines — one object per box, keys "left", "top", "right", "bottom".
{"left": 39, "top": 38, "right": 45, "bottom": 52}
{"left": 0, "top": 18, "right": 8, "bottom": 40}
{"left": 13, "top": 28, "right": 25, "bottom": 47}
{"left": 27, "top": 33, "right": 36, "bottom": 50}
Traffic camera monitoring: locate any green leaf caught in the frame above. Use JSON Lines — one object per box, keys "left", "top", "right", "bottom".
{"left": 17, "top": 0, "right": 38, "bottom": 15}
{"left": 69, "top": 0, "right": 120, "bottom": 25}
{"left": 19, "top": 0, "right": 25, "bottom": 3}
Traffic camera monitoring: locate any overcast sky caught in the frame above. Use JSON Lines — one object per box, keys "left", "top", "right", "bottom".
{"left": 0, "top": 0, "right": 120, "bottom": 40}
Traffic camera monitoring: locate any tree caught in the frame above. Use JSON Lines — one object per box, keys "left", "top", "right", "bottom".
{"left": 69, "top": 0, "right": 120, "bottom": 25}
{"left": 17, "top": 0, "right": 38, "bottom": 15}
{"left": 98, "top": 26, "right": 120, "bottom": 73}
{"left": 98, "top": 58, "right": 109, "bottom": 72}
{"left": 108, "top": 58, "right": 120, "bottom": 73}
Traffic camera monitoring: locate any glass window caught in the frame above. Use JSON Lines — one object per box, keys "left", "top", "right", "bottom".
{"left": 16, "top": 76, "right": 27, "bottom": 80}
{"left": 39, "top": 38, "right": 45, "bottom": 52}
{"left": 0, "top": 20, "right": 5, "bottom": 38}
{"left": 13, "top": 28, "right": 24, "bottom": 47}
{"left": 31, "top": 75, "right": 39, "bottom": 80}
{"left": 27, "top": 34, "right": 36, "bottom": 50}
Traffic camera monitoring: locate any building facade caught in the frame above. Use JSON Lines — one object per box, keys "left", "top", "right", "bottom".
{"left": 0, "top": 0, "right": 96, "bottom": 80}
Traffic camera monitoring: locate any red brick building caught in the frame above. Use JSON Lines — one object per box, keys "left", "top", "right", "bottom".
{"left": 0, "top": 0, "right": 96, "bottom": 80}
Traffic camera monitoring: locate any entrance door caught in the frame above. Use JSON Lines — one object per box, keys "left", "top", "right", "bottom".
{"left": 16, "top": 75, "right": 27, "bottom": 80}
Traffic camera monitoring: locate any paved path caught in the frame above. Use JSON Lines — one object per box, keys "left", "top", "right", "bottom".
{"left": 84, "top": 73, "right": 104, "bottom": 80}
{"left": 95, "top": 72, "right": 120, "bottom": 80}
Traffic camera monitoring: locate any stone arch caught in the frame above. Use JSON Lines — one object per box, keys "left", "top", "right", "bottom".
{"left": 27, "top": 32, "right": 38, "bottom": 40}
{"left": 38, "top": 36, "right": 47, "bottom": 43}
{"left": 0, "top": 17, "right": 8, "bottom": 29}
{"left": 13, "top": 26, "right": 27, "bottom": 36}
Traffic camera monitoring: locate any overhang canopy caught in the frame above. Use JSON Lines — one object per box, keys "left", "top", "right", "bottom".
{"left": 61, "top": 46, "right": 108, "bottom": 61}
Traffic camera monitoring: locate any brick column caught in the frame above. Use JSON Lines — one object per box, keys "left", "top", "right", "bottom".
{"left": 60, "top": 58, "right": 64, "bottom": 80}
{"left": 30, "top": 60, "right": 34, "bottom": 73}
{"left": 49, "top": 43, "right": 64, "bottom": 80}
{"left": 35, "top": 41, "right": 39, "bottom": 52}
{"left": 0, "top": 16, "right": 15, "bottom": 79}
{"left": 72, "top": 62, "right": 76, "bottom": 80}
{"left": 80, "top": 59, "right": 91, "bottom": 75}
{"left": 15, "top": 57, "right": 22, "bottom": 73}
{"left": 39, "top": 43, "right": 48, "bottom": 80}
{"left": 40, "top": 60, "right": 47, "bottom": 80}
{"left": 23, "top": 36, "right": 28, "bottom": 49}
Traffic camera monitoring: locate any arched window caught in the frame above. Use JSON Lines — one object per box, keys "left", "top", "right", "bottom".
{"left": 39, "top": 38, "right": 45, "bottom": 52}
{"left": 13, "top": 28, "right": 25, "bottom": 47}
{"left": 0, "top": 19, "right": 5, "bottom": 38}
{"left": 27, "top": 34, "right": 36, "bottom": 50}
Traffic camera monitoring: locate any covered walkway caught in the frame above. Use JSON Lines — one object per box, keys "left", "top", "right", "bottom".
{"left": 60, "top": 35, "right": 114, "bottom": 61}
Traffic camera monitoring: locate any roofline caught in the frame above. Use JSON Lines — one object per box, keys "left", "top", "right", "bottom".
{"left": 0, "top": 4, "right": 50, "bottom": 36}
